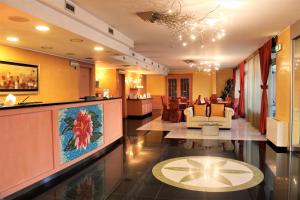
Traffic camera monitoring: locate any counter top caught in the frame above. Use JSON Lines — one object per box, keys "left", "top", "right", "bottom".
{"left": 127, "top": 98, "right": 152, "bottom": 101}
{"left": 0, "top": 97, "right": 121, "bottom": 110}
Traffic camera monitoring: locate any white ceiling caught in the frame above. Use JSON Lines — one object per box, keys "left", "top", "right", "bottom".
{"left": 72, "top": 0, "right": 300, "bottom": 69}
{"left": 0, "top": 3, "right": 124, "bottom": 64}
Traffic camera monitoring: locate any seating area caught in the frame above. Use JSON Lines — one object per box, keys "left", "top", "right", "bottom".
{"left": 162, "top": 93, "right": 235, "bottom": 129}
{"left": 1, "top": 1, "right": 300, "bottom": 199}
{"left": 184, "top": 105, "right": 234, "bottom": 129}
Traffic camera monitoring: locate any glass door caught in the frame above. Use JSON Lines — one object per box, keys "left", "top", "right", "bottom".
{"left": 168, "top": 78, "right": 177, "bottom": 100}
{"left": 292, "top": 36, "right": 300, "bottom": 149}
{"left": 180, "top": 78, "right": 190, "bottom": 99}
{"left": 167, "top": 75, "right": 192, "bottom": 103}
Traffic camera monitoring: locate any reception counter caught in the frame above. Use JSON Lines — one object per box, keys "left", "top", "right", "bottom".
{"left": 0, "top": 98, "right": 122, "bottom": 198}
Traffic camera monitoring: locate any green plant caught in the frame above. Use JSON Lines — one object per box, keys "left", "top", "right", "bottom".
{"left": 220, "top": 79, "right": 234, "bottom": 99}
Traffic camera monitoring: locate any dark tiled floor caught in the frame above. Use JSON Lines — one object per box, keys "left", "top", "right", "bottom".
{"left": 32, "top": 111, "right": 300, "bottom": 200}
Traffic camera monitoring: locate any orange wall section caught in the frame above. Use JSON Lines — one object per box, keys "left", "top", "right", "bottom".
{"left": 146, "top": 75, "right": 166, "bottom": 95}
{"left": 216, "top": 69, "right": 233, "bottom": 97}
{"left": 95, "top": 67, "right": 118, "bottom": 97}
{"left": 0, "top": 45, "right": 80, "bottom": 103}
{"left": 275, "top": 27, "right": 291, "bottom": 127}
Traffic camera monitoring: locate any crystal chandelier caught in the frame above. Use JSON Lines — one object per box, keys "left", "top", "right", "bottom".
{"left": 136, "top": 0, "right": 226, "bottom": 47}
{"left": 183, "top": 59, "right": 220, "bottom": 72}
{"left": 197, "top": 61, "right": 220, "bottom": 72}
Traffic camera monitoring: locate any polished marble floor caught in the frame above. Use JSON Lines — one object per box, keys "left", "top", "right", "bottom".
{"left": 30, "top": 110, "right": 300, "bottom": 200}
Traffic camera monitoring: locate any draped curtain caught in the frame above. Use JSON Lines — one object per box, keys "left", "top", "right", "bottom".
{"left": 244, "top": 54, "right": 262, "bottom": 128}
{"left": 258, "top": 39, "right": 273, "bottom": 134}
{"left": 238, "top": 62, "right": 245, "bottom": 117}
{"left": 233, "top": 68, "right": 236, "bottom": 98}
{"left": 235, "top": 68, "right": 240, "bottom": 99}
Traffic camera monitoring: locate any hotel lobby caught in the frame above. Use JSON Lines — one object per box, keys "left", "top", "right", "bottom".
{"left": 0, "top": 0, "right": 300, "bottom": 199}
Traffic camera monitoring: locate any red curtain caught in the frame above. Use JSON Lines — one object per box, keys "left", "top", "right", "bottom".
{"left": 238, "top": 62, "right": 245, "bottom": 117}
{"left": 259, "top": 39, "right": 273, "bottom": 134}
{"left": 233, "top": 68, "right": 236, "bottom": 98}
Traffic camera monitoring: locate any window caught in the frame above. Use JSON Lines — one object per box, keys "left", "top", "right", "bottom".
{"left": 292, "top": 36, "right": 300, "bottom": 148}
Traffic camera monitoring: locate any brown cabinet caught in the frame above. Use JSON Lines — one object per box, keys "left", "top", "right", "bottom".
{"left": 127, "top": 98, "right": 152, "bottom": 117}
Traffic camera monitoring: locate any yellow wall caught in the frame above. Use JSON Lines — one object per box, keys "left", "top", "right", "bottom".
{"left": 211, "top": 71, "right": 217, "bottom": 95}
{"left": 0, "top": 45, "right": 79, "bottom": 103}
{"left": 216, "top": 69, "right": 233, "bottom": 97}
{"left": 146, "top": 75, "right": 166, "bottom": 95}
{"left": 95, "top": 67, "right": 117, "bottom": 97}
{"left": 275, "top": 27, "right": 291, "bottom": 127}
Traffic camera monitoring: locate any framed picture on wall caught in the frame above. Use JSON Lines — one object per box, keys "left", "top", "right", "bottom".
{"left": 0, "top": 60, "right": 39, "bottom": 93}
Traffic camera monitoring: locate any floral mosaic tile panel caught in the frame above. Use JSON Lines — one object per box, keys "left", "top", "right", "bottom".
{"left": 59, "top": 104, "right": 104, "bottom": 163}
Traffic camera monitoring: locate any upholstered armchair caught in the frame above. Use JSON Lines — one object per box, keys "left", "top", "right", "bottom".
{"left": 169, "top": 99, "right": 182, "bottom": 123}
{"left": 161, "top": 96, "right": 169, "bottom": 121}
{"left": 232, "top": 98, "right": 239, "bottom": 119}
{"left": 210, "top": 94, "right": 218, "bottom": 104}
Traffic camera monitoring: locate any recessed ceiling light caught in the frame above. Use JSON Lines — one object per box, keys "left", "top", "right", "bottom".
{"left": 190, "top": 34, "right": 196, "bottom": 40}
{"left": 6, "top": 36, "right": 19, "bottom": 42}
{"left": 70, "top": 38, "right": 84, "bottom": 42}
{"left": 8, "top": 16, "right": 29, "bottom": 22}
{"left": 35, "top": 25, "right": 50, "bottom": 32}
{"left": 182, "top": 42, "right": 187, "bottom": 47}
{"left": 94, "top": 46, "right": 104, "bottom": 51}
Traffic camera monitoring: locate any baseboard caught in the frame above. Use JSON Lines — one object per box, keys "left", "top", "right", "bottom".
{"left": 267, "top": 140, "right": 288, "bottom": 153}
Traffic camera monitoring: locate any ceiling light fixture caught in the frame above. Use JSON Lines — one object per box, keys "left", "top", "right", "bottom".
{"left": 35, "top": 25, "right": 50, "bottom": 32}
{"left": 8, "top": 16, "right": 29, "bottom": 22}
{"left": 190, "top": 34, "right": 196, "bottom": 40}
{"left": 94, "top": 46, "right": 104, "bottom": 51}
{"left": 6, "top": 36, "right": 19, "bottom": 42}
{"left": 198, "top": 61, "right": 221, "bottom": 72}
{"left": 136, "top": 0, "right": 227, "bottom": 47}
{"left": 70, "top": 38, "right": 84, "bottom": 42}
{"left": 66, "top": 52, "right": 75, "bottom": 56}
{"left": 182, "top": 42, "right": 187, "bottom": 47}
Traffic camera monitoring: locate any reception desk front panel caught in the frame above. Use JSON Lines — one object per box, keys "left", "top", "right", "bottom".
{"left": 0, "top": 98, "right": 122, "bottom": 198}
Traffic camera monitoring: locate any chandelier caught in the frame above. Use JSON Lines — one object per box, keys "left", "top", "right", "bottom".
{"left": 136, "top": 0, "right": 226, "bottom": 47}
{"left": 183, "top": 59, "right": 220, "bottom": 72}
{"left": 198, "top": 61, "right": 220, "bottom": 72}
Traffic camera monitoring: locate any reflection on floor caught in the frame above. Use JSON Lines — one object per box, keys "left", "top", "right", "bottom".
{"left": 137, "top": 117, "right": 266, "bottom": 141}
{"left": 32, "top": 112, "right": 299, "bottom": 200}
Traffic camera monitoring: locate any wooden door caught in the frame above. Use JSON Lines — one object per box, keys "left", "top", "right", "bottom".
{"left": 79, "top": 67, "right": 91, "bottom": 97}
{"left": 167, "top": 74, "right": 192, "bottom": 103}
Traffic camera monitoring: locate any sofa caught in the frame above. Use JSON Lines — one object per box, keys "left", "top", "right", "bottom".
{"left": 184, "top": 106, "right": 234, "bottom": 129}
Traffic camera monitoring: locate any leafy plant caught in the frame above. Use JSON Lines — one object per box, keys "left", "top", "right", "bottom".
{"left": 220, "top": 79, "right": 234, "bottom": 99}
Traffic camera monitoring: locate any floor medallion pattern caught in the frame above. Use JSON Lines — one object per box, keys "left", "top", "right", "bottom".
{"left": 152, "top": 156, "right": 264, "bottom": 192}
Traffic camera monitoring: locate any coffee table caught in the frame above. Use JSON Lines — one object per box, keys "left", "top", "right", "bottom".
{"left": 202, "top": 124, "right": 221, "bottom": 136}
